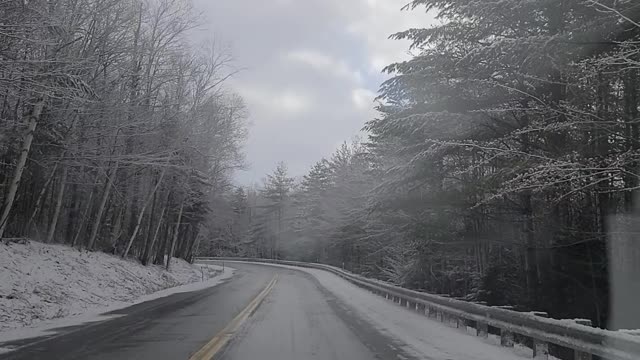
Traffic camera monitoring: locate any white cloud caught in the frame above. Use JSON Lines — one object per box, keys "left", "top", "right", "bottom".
{"left": 352, "top": 88, "right": 376, "bottom": 110}
{"left": 193, "top": 0, "right": 437, "bottom": 183}
{"left": 284, "top": 49, "right": 361, "bottom": 83}
{"left": 278, "top": 91, "right": 309, "bottom": 113}
{"left": 285, "top": 49, "right": 333, "bottom": 69}
{"left": 346, "top": 0, "right": 438, "bottom": 75}
{"left": 237, "top": 84, "right": 311, "bottom": 115}
{"left": 369, "top": 55, "right": 389, "bottom": 73}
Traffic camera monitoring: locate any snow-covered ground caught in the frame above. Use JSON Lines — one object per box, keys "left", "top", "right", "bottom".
{"left": 226, "top": 261, "right": 529, "bottom": 360}
{"left": 0, "top": 240, "right": 232, "bottom": 335}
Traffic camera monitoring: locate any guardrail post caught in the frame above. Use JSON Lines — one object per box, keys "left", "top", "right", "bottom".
{"left": 533, "top": 340, "right": 549, "bottom": 359}
{"left": 456, "top": 317, "right": 466, "bottom": 329}
{"left": 500, "top": 329, "right": 514, "bottom": 347}
{"left": 428, "top": 306, "right": 437, "bottom": 318}
{"left": 449, "top": 314, "right": 459, "bottom": 327}
{"left": 476, "top": 322, "right": 489, "bottom": 338}
{"left": 574, "top": 351, "right": 591, "bottom": 360}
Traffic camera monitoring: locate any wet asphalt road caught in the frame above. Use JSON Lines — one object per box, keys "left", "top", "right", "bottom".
{"left": 0, "top": 262, "right": 415, "bottom": 360}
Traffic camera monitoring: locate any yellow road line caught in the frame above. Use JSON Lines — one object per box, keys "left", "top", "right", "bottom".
{"left": 189, "top": 275, "right": 278, "bottom": 360}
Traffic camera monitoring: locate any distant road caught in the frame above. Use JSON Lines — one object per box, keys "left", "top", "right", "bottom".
{"left": 1, "top": 262, "right": 522, "bottom": 360}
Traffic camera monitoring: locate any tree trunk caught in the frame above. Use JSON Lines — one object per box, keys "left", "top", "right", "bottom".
{"left": 623, "top": 70, "right": 638, "bottom": 211}
{"left": 46, "top": 165, "right": 67, "bottom": 243}
{"left": 185, "top": 225, "right": 201, "bottom": 262}
{"left": 87, "top": 160, "right": 119, "bottom": 250}
{"left": 143, "top": 201, "right": 167, "bottom": 266}
{"left": 166, "top": 200, "right": 185, "bottom": 271}
{"left": 0, "top": 97, "right": 46, "bottom": 239}
{"left": 179, "top": 224, "right": 195, "bottom": 258}
{"left": 65, "top": 172, "right": 79, "bottom": 243}
{"left": 72, "top": 177, "right": 98, "bottom": 248}
{"left": 140, "top": 184, "right": 158, "bottom": 261}
{"left": 123, "top": 166, "right": 167, "bottom": 258}
{"left": 26, "top": 158, "right": 60, "bottom": 235}
{"left": 155, "top": 223, "right": 170, "bottom": 265}
{"left": 111, "top": 206, "right": 124, "bottom": 251}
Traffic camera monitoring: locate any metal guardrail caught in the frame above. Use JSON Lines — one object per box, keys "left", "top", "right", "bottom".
{"left": 195, "top": 257, "right": 640, "bottom": 360}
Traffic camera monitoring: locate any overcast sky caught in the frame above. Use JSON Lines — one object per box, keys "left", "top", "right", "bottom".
{"left": 193, "top": 0, "right": 435, "bottom": 185}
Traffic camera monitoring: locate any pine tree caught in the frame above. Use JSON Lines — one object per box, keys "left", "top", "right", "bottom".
{"left": 260, "top": 162, "right": 294, "bottom": 259}
{"left": 359, "top": 0, "right": 640, "bottom": 323}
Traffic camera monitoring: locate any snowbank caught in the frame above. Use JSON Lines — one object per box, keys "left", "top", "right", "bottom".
{"left": 0, "top": 240, "right": 226, "bottom": 333}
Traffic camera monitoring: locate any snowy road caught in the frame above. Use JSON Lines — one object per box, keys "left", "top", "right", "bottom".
{"left": 217, "top": 265, "right": 413, "bottom": 360}
{"left": 0, "top": 262, "right": 523, "bottom": 360}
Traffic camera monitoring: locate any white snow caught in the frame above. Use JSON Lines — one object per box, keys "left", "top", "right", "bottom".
{"left": 619, "top": 329, "right": 640, "bottom": 336}
{"left": 223, "top": 261, "right": 528, "bottom": 360}
{"left": 0, "top": 241, "right": 234, "bottom": 339}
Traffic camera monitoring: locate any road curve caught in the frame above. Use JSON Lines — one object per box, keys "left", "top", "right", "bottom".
{"left": 0, "top": 262, "right": 416, "bottom": 360}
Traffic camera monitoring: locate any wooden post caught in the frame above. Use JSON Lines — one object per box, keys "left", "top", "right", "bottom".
{"left": 500, "top": 329, "right": 514, "bottom": 347}
{"left": 476, "top": 322, "right": 489, "bottom": 338}
{"left": 428, "top": 306, "right": 437, "bottom": 318}
{"left": 533, "top": 340, "right": 549, "bottom": 359}
{"left": 574, "top": 350, "right": 592, "bottom": 360}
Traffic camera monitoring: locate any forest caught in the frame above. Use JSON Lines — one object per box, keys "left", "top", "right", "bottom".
{"left": 0, "top": 0, "right": 247, "bottom": 269}
{"left": 3, "top": 0, "right": 640, "bottom": 332}
{"left": 204, "top": 0, "right": 640, "bottom": 330}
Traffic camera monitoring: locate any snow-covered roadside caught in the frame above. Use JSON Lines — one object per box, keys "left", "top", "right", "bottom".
{"left": 0, "top": 263, "right": 234, "bottom": 351}
{"left": 0, "top": 241, "right": 234, "bottom": 336}
{"left": 230, "top": 261, "right": 527, "bottom": 360}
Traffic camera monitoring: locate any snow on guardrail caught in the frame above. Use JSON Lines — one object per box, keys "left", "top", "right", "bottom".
{"left": 195, "top": 257, "right": 640, "bottom": 360}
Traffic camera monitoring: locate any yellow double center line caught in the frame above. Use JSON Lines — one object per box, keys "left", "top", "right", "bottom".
{"left": 189, "top": 274, "right": 278, "bottom": 360}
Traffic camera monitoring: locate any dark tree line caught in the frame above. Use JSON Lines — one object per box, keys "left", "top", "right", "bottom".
{"left": 0, "top": 0, "right": 247, "bottom": 269}
{"left": 206, "top": 0, "right": 640, "bottom": 329}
